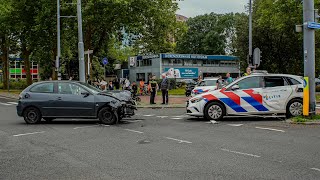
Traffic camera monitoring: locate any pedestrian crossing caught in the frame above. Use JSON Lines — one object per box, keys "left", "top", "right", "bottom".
{"left": 0, "top": 102, "right": 18, "bottom": 106}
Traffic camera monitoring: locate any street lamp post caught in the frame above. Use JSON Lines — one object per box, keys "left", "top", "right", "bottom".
{"left": 56, "top": 0, "right": 61, "bottom": 80}
{"left": 77, "top": 0, "right": 85, "bottom": 82}
{"left": 248, "top": 0, "right": 253, "bottom": 66}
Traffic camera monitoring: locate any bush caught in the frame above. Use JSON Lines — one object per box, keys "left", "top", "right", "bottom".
{"left": 316, "top": 85, "right": 320, "bottom": 92}
{"left": 0, "top": 83, "right": 3, "bottom": 89}
{"left": 9, "top": 79, "right": 28, "bottom": 90}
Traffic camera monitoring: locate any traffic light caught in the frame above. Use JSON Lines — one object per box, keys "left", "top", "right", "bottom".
{"left": 253, "top": 48, "right": 261, "bottom": 67}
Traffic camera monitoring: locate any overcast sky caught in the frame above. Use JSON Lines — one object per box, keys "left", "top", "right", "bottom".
{"left": 176, "top": 0, "right": 248, "bottom": 18}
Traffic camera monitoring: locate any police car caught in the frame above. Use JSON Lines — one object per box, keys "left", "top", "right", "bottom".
{"left": 191, "top": 78, "right": 219, "bottom": 97}
{"left": 186, "top": 72, "right": 303, "bottom": 120}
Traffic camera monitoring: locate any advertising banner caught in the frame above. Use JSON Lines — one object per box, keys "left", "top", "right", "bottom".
{"left": 163, "top": 68, "right": 198, "bottom": 78}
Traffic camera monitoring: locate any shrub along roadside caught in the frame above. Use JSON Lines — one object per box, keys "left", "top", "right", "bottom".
{"left": 0, "top": 79, "right": 28, "bottom": 90}
{"left": 291, "top": 115, "right": 320, "bottom": 123}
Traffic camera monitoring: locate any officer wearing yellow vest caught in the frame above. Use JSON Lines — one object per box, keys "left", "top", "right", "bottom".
{"left": 149, "top": 75, "right": 159, "bottom": 104}
{"left": 243, "top": 67, "right": 252, "bottom": 76}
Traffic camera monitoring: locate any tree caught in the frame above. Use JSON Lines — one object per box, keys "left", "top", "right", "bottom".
{"left": 176, "top": 13, "right": 235, "bottom": 55}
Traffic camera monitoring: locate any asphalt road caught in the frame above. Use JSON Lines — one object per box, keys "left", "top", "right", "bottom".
{"left": 0, "top": 96, "right": 320, "bottom": 180}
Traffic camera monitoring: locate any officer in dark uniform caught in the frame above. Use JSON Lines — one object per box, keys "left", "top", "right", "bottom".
{"left": 149, "top": 76, "right": 159, "bottom": 104}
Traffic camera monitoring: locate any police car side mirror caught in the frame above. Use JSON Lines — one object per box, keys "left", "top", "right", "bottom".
{"left": 232, "top": 85, "right": 239, "bottom": 91}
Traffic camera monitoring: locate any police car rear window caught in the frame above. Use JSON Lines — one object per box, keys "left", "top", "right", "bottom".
{"left": 286, "top": 77, "right": 301, "bottom": 85}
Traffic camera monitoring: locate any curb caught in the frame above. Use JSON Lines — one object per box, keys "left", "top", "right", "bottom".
{"left": 286, "top": 120, "right": 320, "bottom": 125}
{"left": 0, "top": 94, "right": 19, "bottom": 100}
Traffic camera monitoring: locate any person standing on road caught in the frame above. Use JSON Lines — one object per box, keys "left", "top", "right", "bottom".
{"left": 225, "top": 72, "right": 233, "bottom": 85}
{"left": 243, "top": 67, "right": 251, "bottom": 76}
{"left": 108, "top": 81, "right": 114, "bottom": 90}
{"left": 139, "top": 79, "right": 145, "bottom": 95}
{"left": 216, "top": 75, "right": 224, "bottom": 90}
{"left": 149, "top": 76, "right": 158, "bottom": 104}
{"left": 113, "top": 76, "right": 120, "bottom": 90}
{"left": 160, "top": 74, "right": 169, "bottom": 105}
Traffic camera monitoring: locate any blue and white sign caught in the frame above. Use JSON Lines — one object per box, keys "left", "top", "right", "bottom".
{"left": 102, "top": 57, "right": 108, "bottom": 65}
{"left": 307, "top": 22, "right": 320, "bottom": 29}
{"left": 164, "top": 68, "right": 198, "bottom": 78}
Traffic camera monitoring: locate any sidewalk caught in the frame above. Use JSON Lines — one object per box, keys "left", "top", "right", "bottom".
{"left": 137, "top": 95, "right": 187, "bottom": 108}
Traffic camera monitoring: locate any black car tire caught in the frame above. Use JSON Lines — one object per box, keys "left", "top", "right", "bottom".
{"left": 286, "top": 99, "right": 303, "bottom": 118}
{"left": 23, "top": 107, "right": 42, "bottom": 124}
{"left": 43, "top": 118, "right": 55, "bottom": 122}
{"left": 204, "top": 101, "right": 225, "bottom": 121}
{"left": 98, "top": 107, "right": 117, "bottom": 125}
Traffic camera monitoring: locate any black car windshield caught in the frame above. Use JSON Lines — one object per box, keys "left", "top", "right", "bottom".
{"left": 78, "top": 82, "right": 102, "bottom": 94}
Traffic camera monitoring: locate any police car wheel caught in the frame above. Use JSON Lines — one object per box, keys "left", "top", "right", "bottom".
{"left": 204, "top": 102, "right": 225, "bottom": 120}
{"left": 286, "top": 99, "right": 303, "bottom": 118}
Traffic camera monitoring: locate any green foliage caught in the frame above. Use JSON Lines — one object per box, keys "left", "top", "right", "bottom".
{"left": 8, "top": 79, "right": 28, "bottom": 90}
{"left": 292, "top": 115, "right": 320, "bottom": 123}
{"left": 176, "top": 13, "right": 238, "bottom": 55}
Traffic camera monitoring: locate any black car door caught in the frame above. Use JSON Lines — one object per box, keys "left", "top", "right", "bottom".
{"left": 54, "top": 82, "right": 95, "bottom": 117}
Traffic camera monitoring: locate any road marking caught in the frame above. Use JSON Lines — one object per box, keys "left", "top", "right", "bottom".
{"left": 311, "top": 168, "right": 320, "bottom": 172}
{"left": 7, "top": 102, "right": 18, "bottom": 105}
{"left": 172, "top": 115, "right": 188, "bottom": 118}
{"left": 13, "top": 131, "right": 45, "bottom": 137}
{"left": 0, "top": 102, "right": 11, "bottom": 106}
{"left": 124, "top": 129, "right": 144, "bottom": 134}
{"left": 143, "top": 114, "right": 155, "bottom": 117}
{"left": 171, "top": 118, "right": 182, "bottom": 120}
{"left": 221, "top": 148, "right": 261, "bottom": 158}
{"left": 255, "top": 127, "right": 285, "bottom": 132}
{"left": 73, "top": 124, "right": 109, "bottom": 129}
{"left": 157, "top": 116, "right": 168, "bottom": 118}
{"left": 164, "top": 137, "right": 192, "bottom": 144}
{"left": 228, "top": 124, "right": 243, "bottom": 127}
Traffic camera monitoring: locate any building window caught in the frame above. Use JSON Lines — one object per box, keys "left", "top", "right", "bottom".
{"left": 137, "top": 73, "right": 145, "bottom": 81}
{"left": 142, "top": 59, "right": 152, "bottom": 66}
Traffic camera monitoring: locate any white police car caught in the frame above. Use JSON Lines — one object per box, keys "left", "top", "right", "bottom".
{"left": 186, "top": 72, "right": 303, "bottom": 120}
{"left": 191, "top": 78, "right": 219, "bottom": 97}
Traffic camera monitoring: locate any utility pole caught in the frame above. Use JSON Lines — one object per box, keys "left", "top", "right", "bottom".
{"left": 77, "top": 0, "right": 85, "bottom": 82}
{"left": 248, "top": 0, "right": 253, "bottom": 67}
{"left": 303, "top": 0, "right": 316, "bottom": 115}
{"left": 56, "top": 0, "right": 61, "bottom": 80}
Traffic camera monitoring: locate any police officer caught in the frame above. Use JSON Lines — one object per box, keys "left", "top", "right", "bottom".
{"left": 149, "top": 76, "right": 159, "bottom": 104}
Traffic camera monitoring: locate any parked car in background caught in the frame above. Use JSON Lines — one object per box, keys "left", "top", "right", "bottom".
{"left": 191, "top": 78, "right": 219, "bottom": 97}
{"left": 187, "top": 73, "right": 303, "bottom": 120}
{"left": 17, "top": 81, "right": 136, "bottom": 125}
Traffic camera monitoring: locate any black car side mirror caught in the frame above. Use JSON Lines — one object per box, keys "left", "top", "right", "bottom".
{"left": 81, "top": 92, "right": 90, "bottom": 97}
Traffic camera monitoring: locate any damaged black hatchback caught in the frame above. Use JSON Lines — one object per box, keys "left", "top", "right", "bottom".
{"left": 16, "top": 81, "right": 136, "bottom": 125}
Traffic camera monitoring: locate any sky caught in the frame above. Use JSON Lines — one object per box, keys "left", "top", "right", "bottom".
{"left": 176, "top": 0, "right": 248, "bottom": 18}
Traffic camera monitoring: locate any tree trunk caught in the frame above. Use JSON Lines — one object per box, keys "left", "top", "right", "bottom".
{"left": 1, "top": 36, "right": 9, "bottom": 89}
{"left": 22, "top": 45, "right": 32, "bottom": 85}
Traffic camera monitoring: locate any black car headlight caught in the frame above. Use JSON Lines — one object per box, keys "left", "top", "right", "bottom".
{"left": 190, "top": 97, "right": 204, "bottom": 103}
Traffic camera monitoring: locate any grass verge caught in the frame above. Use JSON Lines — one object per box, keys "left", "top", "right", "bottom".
{"left": 0, "top": 89, "right": 21, "bottom": 95}
{"left": 291, "top": 115, "right": 320, "bottom": 123}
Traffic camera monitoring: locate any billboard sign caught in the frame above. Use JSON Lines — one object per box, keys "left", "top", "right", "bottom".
{"left": 163, "top": 68, "right": 198, "bottom": 79}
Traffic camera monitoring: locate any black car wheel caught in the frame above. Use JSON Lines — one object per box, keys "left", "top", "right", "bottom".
{"left": 98, "top": 107, "right": 117, "bottom": 125}
{"left": 204, "top": 101, "right": 225, "bottom": 121}
{"left": 23, "top": 107, "right": 42, "bottom": 124}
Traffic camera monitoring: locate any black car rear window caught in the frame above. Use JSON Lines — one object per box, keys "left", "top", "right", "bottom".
{"left": 30, "top": 83, "right": 54, "bottom": 93}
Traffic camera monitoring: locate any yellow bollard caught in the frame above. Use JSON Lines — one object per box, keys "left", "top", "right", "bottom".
{"left": 303, "top": 77, "right": 309, "bottom": 116}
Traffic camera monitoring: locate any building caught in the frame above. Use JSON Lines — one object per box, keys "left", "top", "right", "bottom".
{"left": 176, "top": 14, "right": 188, "bottom": 22}
{"left": 128, "top": 53, "right": 239, "bottom": 82}
{"left": 9, "top": 58, "right": 39, "bottom": 80}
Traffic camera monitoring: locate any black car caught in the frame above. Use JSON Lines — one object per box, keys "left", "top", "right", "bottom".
{"left": 16, "top": 81, "right": 136, "bottom": 125}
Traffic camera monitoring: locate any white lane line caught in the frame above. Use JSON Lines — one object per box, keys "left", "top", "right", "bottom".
{"left": 311, "top": 168, "right": 320, "bottom": 172}
{"left": 13, "top": 131, "right": 45, "bottom": 137}
{"left": 164, "top": 137, "right": 192, "bottom": 144}
{"left": 171, "top": 118, "right": 183, "bottom": 120}
{"left": 221, "top": 148, "right": 261, "bottom": 158}
{"left": 73, "top": 124, "right": 109, "bottom": 129}
{"left": 0, "top": 102, "right": 11, "bottom": 106}
{"left": 255, "top": 127, "right": 285, "bottom": 133}
{"left": 143, "top": 114, "right": 155, "bottom": 117}
{"left": 157, "top": 116, "right": 168, "bottom": 118}
{"left": 7, "top": 102, "right": 18, "bottom": 105}
{"left": 124, "top": 129, "right": 144, "bottom": 134}
{"left": 228, "top": 124, "right": 243, "bottom": 127}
